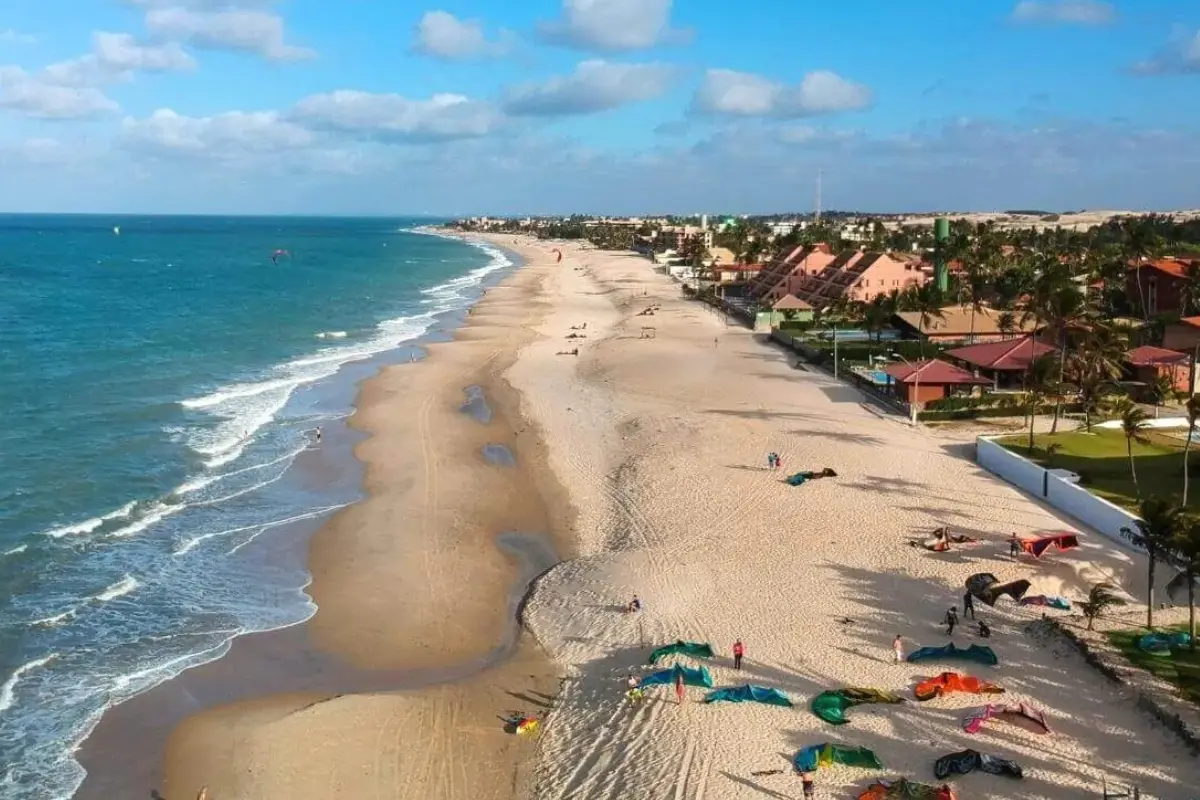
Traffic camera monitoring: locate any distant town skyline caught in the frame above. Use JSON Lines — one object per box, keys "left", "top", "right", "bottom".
{"left": 0, "top": 0, "right": 1197, "bottom": 215}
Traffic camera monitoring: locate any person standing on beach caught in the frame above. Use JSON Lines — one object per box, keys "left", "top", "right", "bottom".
{"left": 1009, "top": 534, "right": 1021, "bottom": 558}
{"left": 733, "top": 639, "right": 745, "bottom": 670}
{"left": 628, "top": 595, "right": 641, "bottom": 613}
{"left": 314, "top": 426, "right": 322, "bottom": 444}
{"left": 767, "top": 452, "right": 777, "bottom": 470}
{"left": 963, "top": 591, "right": 976, "bottom": 620}
{"left": 944, "top": 607, "right": 958, "bottom": 636}
{"left": 800, "top": 771, "right": 816, "bottom": 799}
{"left": 674, "top": 670, "right": 685, "bottom": 704}
{"left": 893, "top": 635, "right": 904, "bottom": 664}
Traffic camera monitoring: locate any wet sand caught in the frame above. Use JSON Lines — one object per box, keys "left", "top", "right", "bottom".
{"left": 76, "top": 238, "right": 574, "bottom": 799}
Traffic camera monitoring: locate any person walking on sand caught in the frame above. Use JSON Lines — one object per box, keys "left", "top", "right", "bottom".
{"left": 893, "top": 634, "right": 904, "bottom": 664}
{"left": 944, "top": 607, "right": 959, "bottom": 636}
{"left": 775, "top": 454, "right": 783, "bottom": 471}
{"left": 733, "top": 639, "right": 745, "bottom": 670}
{"left": 963, "top": 590, "right": 976, "bottom": 620}
{"left": 767, "top": 452, "right": 777, "bottom": 470}
{"left": 1009, "top": 534, "right": 1021, "bottom": 558}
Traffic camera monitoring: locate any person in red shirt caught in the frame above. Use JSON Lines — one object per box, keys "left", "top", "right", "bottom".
{"left": 674, "top": 670, "right": 685, "bottom": 704}
{"left": 733, "top": 639, "right": 745, "bottom": 670}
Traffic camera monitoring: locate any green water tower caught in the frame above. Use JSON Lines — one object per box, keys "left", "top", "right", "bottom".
{"left": 933, "top": 217, "right": 949, "bottom": 292}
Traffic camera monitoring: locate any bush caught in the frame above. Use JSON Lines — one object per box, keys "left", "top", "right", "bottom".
{"left": 919, "top": 402, "right": 1082, "bottom": 421}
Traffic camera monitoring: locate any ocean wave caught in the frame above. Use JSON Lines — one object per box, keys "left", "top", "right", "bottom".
{"left": 176, "top": 502, "right": 351, "bottom": 556}
{"left": 315, "top": 330, "right": 347, "bottom": 339}
{"left": 2, "top": 544, "right": 27, "bottom": 556}
{"left": 0, "top": 654, "right": 58, "bottom": 714}
{"left": 42, "top": 501, "right": 136, "bottom": 539}
{"left": 106, "top": 501, "right": 181, "bottom": 539}
{"left": 29, "top": 608, "right": 77, "bottom": 628}
{"left": 91, "top": 574, "right": 138, "bottom": 603}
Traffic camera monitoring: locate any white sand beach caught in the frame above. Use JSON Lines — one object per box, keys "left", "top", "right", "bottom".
{"left": 504, "top": 237, "right": 1199, "bottom": 800}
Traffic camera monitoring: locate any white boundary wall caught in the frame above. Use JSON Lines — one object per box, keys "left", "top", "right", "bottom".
{"left": 975, "top": 436, "right": 1143, "bottom": 550}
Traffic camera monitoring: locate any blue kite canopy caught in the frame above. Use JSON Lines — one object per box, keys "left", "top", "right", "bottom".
{"left": 1138, "top": 631, "right": 1192, "bottom": 656}
{"left": 639, "top": 663, "right": 714, "bottom": 688}
{"left": 704, "top": 685, "right": 793, "bottom": 707}
{"left": 907, "top": 643, "right": 998, "bottom": 667}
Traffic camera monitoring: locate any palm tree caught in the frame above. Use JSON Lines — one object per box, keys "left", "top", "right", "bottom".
{"left": 1079, "top": 582, "right": 1127, "bottom": 631}
{"left": 1067, "top": 323, "right": 1126, "bottom": 432}
{"left": 1120, "top": 216, "right": 1162, "bottom": 319}
{"left": 902, "top": 284, "right": 946, "bottom": 358}
{"left": 1180, "top": 262, "right": 1200, "bottom": 317}
{"left": 1116, "top": 399, "right": 1152, "bottom": 499}
{"left": 1146, "top": 373, "right": 1175, "bottom": 419}
{"left": 1169, "top": 515, "right": 1200, "bottom": 649}
{"left": 1121, "top": 497, "right": 1183, "bottom": 629}
{"left": 1183, "top": 396, "right": 1200, "bottom": 507}
{"left": 1024, "top": 354, "right": 1059, "bottom": 453}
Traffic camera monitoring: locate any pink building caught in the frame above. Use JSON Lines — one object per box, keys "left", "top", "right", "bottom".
{"left": 745, "top": 244, "right": 836, "bottom": 305}
{"left": 793, "top": 250, "right": 928, "bottom": 309}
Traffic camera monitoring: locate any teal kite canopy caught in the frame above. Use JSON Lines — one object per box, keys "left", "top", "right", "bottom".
{"left": 647, "top": 640, "right": 715, "bottom": 665}
{"left": 793, "top": 742, "right": 883, "bottom": 772}
{"left": 638, "top": 663, "right": 714, "bottom": 688}
{"left": 811, "top": 688, "right": 905, "bottom": 725}
{"left": 907, "top": 642, "right": 998, "bottom": 666}
{"left": 703, "top": 685, "right": 793, "bottom": 706}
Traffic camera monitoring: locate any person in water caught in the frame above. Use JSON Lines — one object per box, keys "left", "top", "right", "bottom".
{"left": 314, "top": 426, "right": 322, "bottom": 444}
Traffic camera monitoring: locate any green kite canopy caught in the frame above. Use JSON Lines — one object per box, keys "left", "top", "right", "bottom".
{"left": 638, "top": 663, "right": 714, "bottom": 688}
{"left": 647, "top": 640, "right": 715, "bottom": 665}
{"left": 793, "top": 742, "right": 883, "bottom": 772}
{"left": 811, "top": 688, "right": 905, "bottom": 725}
{"left": 703, "top": 685, "right": 793, "bottom": 706}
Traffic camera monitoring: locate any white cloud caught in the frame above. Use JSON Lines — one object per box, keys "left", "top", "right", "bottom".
{"left": 692, "top": 69, "right": 872, "bottom": 118}
{"left": 145, "top": 7, "right": 314, "bottom": 61}
{"left": 1010, "top": 1, "right": 1115, "bottom": 25}
{"left": 537, "top": 0, "right": 687, "bottom": 52}
{"left": 502, "top": 59, "right": 675, "bottom": 116}
{"left": 0, "top": 66, "right": 118, "bottom": 119}
{"left": 411, "top": 11, "right": 512, "bottom": 60}
{"left": 290, "top": 91, "right": 503, "bottom": 141}
{"left": 121, "top": 108, "right": 314, "bottom": 154}
{"left": 1134, "top": 28, "right": 1200, "bottom": 75}
{"left": 0, "top": 29, "right": 37, "bottom": 45}
{"left": 44, "top": 32, "right": 194, "bottom": 86}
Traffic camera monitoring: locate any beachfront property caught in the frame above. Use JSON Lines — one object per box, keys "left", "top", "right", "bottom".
{"left": 881, "top": 358, "right": 990, "bottom": 403}
{"left": 789, "top": 250, "right": 929, "bottom": 308}
{"left": 943, "top": 336, "right": 1058, "bottom": 389}
{"left": 1126, "top": 257, "right": 1200, "bottom": 315}
{"left": 1123, "top": 345, "right": 1194, "bottom": 393}
{"left": 892, "top": 304, "right": 1040, "bottom": 344}
{"left": 657, "top": 224, "right": 713, "bottom": 251}
{"left": 744, "top": 244, "right": 839, "bottom": 305}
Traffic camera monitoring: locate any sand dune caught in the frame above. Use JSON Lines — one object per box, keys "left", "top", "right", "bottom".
{"left": 505, "top": 238, "right": 1198, "bottom": 800}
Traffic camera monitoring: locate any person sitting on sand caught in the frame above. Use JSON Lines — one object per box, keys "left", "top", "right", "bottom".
{"left": 628, "top": 595, "right": 641, "bottom": 613}
{"left": 978, "top": 620, "right": 991, "bottom": 638}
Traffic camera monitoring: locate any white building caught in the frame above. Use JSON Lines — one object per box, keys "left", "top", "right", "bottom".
{"left": 658, "top": 225, "right": 714, "bottom": 251}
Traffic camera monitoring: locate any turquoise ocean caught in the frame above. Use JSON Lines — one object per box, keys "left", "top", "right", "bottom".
{"left": 0, "top": 215, "right": 513, "bottom": 797}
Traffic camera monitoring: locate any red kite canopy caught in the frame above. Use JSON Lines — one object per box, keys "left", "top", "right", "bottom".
{"left": 1018, "top": 532, "right": 1079, "bottom": 559}
{"left": 914, "top": 672, "right": 1005, "bottom": 702}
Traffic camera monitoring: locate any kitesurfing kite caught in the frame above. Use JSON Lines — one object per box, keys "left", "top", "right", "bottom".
{"left": 1016, "top": 532, "right": 1080, "bottom": 558}
{"left": 934, "top": 749, "right": 1023, "bottom": 780}
{"left": 966, "top": 573, "right": 1031, "bottom": 607}
{"left": 858, "top": 778, "right": 957, "bottom": 800}
{"left": 647, "top": 641, "right": 714, "bottom": 665}
{"left": 271, "top": 249, "right": 291, "bottom": 265}
{"left": 907, "top": 642, "right": 999, "bottom": 667}
{"left": 963, "top": 703, "right": 1050, "bottom": 735}
{"left": 913, "top": 672, "right": 1004, "bottom": 702}
{"left": 811, "top": 688, "right": 904, "bottom": 725}
{"left": 793, "top": 743, "right": 882, "bottom": 773}
{"left": 916, "top": 527, "right": 980, "bottom": 552}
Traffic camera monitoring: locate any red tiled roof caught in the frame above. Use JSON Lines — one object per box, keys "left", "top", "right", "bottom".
{"left": 882, "top": 358, "right": 990, "bottom": 385}
{"left": 1126, "top": 345, "right": 1190, "bottom": 367}
{"left": 945, "top": 336, "right": 1057, "bottom": 371}
{"left": 1128, "top": 258, "right": 1199, "bottom": 279}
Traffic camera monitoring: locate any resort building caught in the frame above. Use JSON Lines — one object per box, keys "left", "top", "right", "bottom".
{"left": 790, "top": 251, "right": 928, "bottom": 309}
{"left": 745, "top": 244, "right": 837, "bottom": 305}
{"left": 892, "top": 304, "right": 1040, "bottom": 344}
{"left": 657, "top": 225, "right": 714, "bottom": 251}
{"left": 944, "top": 336, "right": 1058, "bottom": 389}
{"left": 1125, "top": 257, "right": 1200, "bottom": 316}
{"left": 712, "top": 263, "right": 762, "bottom": 284}
{"left": 881, "top": 358, "right": 989, "bottom": 404}
{"left": 1124, "top": 345, "right": 1193, "bottom": 393}
{"left": 1164, "top": 316, "right": 1200, "bottom": 353}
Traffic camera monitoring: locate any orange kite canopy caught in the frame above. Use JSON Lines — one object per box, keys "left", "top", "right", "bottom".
{"left": 858, "top": 778, "right": 957, "bottom": 800}
{"left": 913, "top": 672, "right": 1005, "bottom": 702}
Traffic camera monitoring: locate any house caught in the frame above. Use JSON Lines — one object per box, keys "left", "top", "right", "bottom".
{"left": 793, "top": 251, "right": 928, "bottom": 309}
{"left": 745, "top": 244, "right": 836, "bottom": 304}
{"left": 892, "top": 304, "right": 1040, "bottom": 343}
{"left": 944, "top": 336, "right": 1058, "bottom": 389}
{"left": 713, "top": 263, "right": 762, "bottom": 284}
{"left": 1164, "top": 316, "right": 1200, "bottom": 353}
{"left": 1124, "top": 345, "right": 1193, "bottom": 393}
{"left": 1125, "top": 257, "right": 1200, "bottom": 316}
{"left": 658, "top": 225, "right": 714, "bottom": 251}
{"left": 881, "top": 358, "right": 990, "bottom": 404}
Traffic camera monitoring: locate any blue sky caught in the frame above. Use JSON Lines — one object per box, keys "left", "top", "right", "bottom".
{"left": 0, "top": 0, "right": 1198, "bottom": 215}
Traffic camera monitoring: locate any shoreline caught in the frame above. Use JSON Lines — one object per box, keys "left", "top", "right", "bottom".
{"left": 75, "top": 233, "right": 571, "bottom": 798}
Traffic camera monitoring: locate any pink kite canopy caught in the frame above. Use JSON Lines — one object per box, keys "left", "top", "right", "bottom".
{"left": 963, "top": 703, "right": 1050, "bottom": 736}
{"left": 1017, "top": 532, "right": 1079, "bottom": 559}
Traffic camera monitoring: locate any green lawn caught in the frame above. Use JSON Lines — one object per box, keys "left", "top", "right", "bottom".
{"left": 997, "top": 428, "right": 1198, "bottom": 511}
{"left": 1106, "top": 623, "right": 1200, "bottom": 707}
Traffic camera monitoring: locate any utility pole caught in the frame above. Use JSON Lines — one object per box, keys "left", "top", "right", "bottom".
{"left": 814, "top": 169, "right": 823, "bottom": 225}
